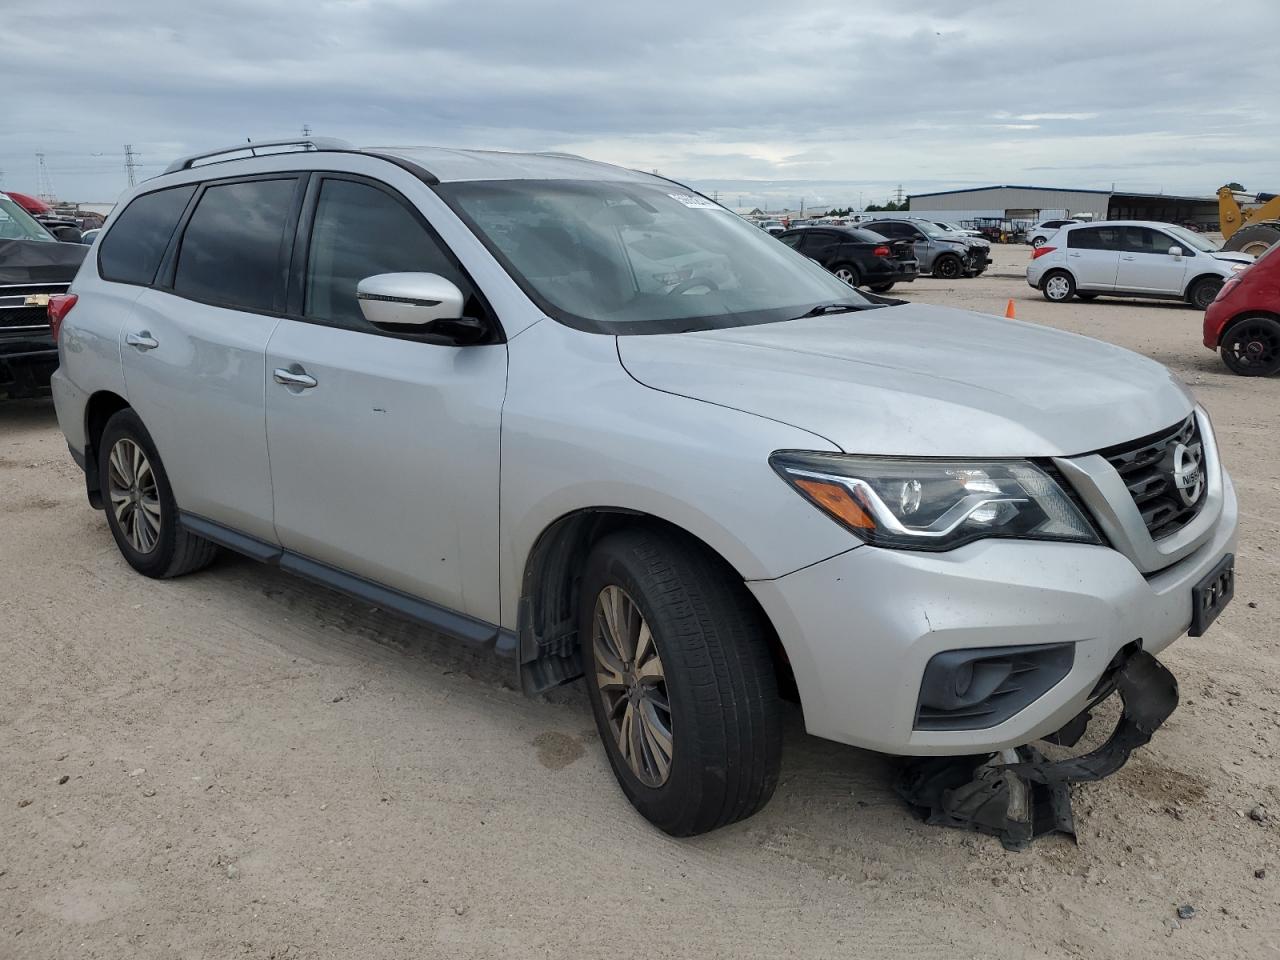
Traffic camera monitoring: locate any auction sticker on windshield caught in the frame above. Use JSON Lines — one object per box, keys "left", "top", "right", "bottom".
{"left": 668, "top": 193, "right": 721, "bottom": 209}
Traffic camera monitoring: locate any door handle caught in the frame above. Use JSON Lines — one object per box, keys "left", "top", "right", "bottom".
{"left": 125, "top": 331, "right": 159, "bottom": 351}
{"left": 1068, "top": 252, "right": 1081, "bottom": 258}
{"left": 1121, "top": 255, "right": 1137, "bottom": 261}
{"left": 273, "top": 366, "right": 318, "bottom": 389}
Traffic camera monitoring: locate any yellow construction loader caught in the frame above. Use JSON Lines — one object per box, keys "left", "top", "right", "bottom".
{"left": 1218, "top": 186, "right": 1280, "bottom": 255}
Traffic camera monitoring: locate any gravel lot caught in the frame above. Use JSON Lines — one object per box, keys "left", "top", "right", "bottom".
{"left": 3, "top": 243, "right": 1278, "bottom": 959}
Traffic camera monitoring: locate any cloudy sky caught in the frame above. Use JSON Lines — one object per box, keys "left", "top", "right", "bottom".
{"left": 4, "top": 0, "right": 1277, "bottom": 210}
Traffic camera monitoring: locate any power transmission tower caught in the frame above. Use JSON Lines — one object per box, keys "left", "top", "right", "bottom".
{"left": 302, "top": 123, "right": 312, "bottom": 137}
{"left": 893, "top": 184, "right": 905, "bottom": 205}
{"left": 36, "top": 153, "right": 56, "bottom": 203}
{"left": 124, "top": 144, "right": 139, "bottom": 187}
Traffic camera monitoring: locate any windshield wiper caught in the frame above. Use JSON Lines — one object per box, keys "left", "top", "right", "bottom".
{"left": 795, "top": 301, "right": 882, "bottom": 319}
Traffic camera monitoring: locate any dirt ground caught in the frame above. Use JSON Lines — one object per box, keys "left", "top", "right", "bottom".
{"left": 3, "top": 243, "right": 1278, "bottom": 959}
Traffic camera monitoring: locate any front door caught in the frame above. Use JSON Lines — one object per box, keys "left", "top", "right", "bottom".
{"left": 121, "top": 176, "right": 301, "bottom": 541}
{"left": 1114, "top": 226, "right": 1190, "bottom": 293}
{"left": 264, "top": 175, "right": 506, "bottom": 621}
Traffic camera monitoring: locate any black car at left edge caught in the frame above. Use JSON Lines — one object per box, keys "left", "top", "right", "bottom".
{"left": 778, "top": 225, "right": 919, "bottom": 292}
{"left": 0, "top": 192, "right": 87, "bottom": 399}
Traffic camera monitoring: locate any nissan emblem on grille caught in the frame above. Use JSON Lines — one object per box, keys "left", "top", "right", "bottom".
{"left": 1170, "top": 441, "right": 1204, "bottom": 507}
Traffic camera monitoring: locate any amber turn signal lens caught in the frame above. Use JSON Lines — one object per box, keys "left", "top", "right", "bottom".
{"left": 793, "top": 478, "right": 876, "bottom": 530}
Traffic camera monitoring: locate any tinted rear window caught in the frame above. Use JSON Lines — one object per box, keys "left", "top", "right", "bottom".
{"left": 1067, "top": 227, "right": 1121, "bottom": 251}
{"left": 173, "top": 178, "right": 297, "bottom": 312}
{"left": 98, "top": 185, "right": 196, "bottom": 285}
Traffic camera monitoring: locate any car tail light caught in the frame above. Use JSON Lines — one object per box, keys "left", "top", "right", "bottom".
{"left": 873, "top": 245, "right": 891, "bottom": 257}
{"left": 47, "top": 293, "right": 78, "bottom": 342}
{"left": 1031, "top": 246, "right": 1056, "bottom": 259}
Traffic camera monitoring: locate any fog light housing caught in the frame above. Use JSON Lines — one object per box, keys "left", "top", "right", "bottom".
{"left": 915, "top": 643, "right": 1075, "bottom": 731}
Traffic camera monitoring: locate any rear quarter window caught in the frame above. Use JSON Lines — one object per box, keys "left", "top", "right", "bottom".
{"left": 97, "top": 185, "right": 197, "bottom": 285}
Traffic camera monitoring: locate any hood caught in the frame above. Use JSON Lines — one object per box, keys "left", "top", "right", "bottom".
{"left": 0, "top": 238, "right": 87, "bottom": 286}
{"left": 617, "top": 304, "right": 1194, "bottom": 458}
{"left": 1209, "top": 250, "right": 1253, "bottom": 265}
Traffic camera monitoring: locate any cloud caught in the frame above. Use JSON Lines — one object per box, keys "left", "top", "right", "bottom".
{"left": 1, "top": 0, "right": 1276, "bottom": 208}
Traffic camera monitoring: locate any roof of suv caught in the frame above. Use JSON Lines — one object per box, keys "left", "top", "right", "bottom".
{"left": 161, "top": 139, "right": 661, "bottom": 186}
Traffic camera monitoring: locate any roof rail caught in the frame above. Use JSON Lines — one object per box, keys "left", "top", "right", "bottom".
{"left": 162, "top": 137, "right": 357, "bottom": 175}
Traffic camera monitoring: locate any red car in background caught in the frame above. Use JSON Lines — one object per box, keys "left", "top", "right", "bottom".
{"left": 1204, "top": 241, "right": 1280, "bottom": 376}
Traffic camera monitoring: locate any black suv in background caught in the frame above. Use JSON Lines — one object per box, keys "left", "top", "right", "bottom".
{"left": 0, "top": 192, "right": 87, "bottom": 398}
{"left": 778, "top": 226, "right": 919, "bottom": 292}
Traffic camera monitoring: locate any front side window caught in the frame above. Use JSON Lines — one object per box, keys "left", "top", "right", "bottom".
{"left": 304, "top": 178, "right": 477, "bottom": 330}
{"left": 439, "top": 179, "right": 869, "bottom": 334}
{"left": 173, "top": 178, "right": 297, "bottom": 312}
{"left": 1120, "top": 227, "right": 1175, "bottom": 255}
{"left": 98, "top": 185, "right": 196, "bottom": 285}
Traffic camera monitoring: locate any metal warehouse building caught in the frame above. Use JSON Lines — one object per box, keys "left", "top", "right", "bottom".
{"left": 906, "top": 185, "right": 1219, "bottom": 228}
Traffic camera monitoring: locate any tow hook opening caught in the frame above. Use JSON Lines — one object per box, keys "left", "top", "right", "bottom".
{"left": 896, "top": 647, "right": 1178, "bottom": 850}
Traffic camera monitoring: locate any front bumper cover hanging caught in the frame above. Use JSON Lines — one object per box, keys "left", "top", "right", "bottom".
{"left": 896, "top": 649, "right": 1179, "bottom": 850}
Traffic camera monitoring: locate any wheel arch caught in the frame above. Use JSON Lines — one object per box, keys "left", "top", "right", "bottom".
{"left": 82, "top": 390, "right": 131, "bottom": 508}
{"left": 516, "top": 507, "right": 797, "bottom": 705}
{"left": 1185, "top": 272, "right": 1226, "bottom": 302}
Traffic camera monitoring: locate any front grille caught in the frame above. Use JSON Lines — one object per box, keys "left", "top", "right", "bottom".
{"left": 0, "top": 283, "right": 65, "bottom": 330}
{"left": 1101, "top": 414, "right": 1206, "bottom": 540}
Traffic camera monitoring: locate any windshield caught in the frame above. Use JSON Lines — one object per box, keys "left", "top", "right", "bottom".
{"left": 1163, "top": 225, "right": 1218, "bottom": 253}
{"left": 438, "top": 179, "right": 870, "bottom": 334}
{"left": 0, "top": 195, "right": 56, "bottom": 242}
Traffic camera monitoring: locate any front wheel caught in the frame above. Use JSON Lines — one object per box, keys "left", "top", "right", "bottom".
{"left": 932, "top": 255, "right": 962, "bottom": 279}
{"left": 579, "top": 528, "right": 782, "bottom": 836}
{"left": 1220, "top": 316, "right": 1280, "bottom": 376}
{"left": 1032, "top": 236, "right": 1047, "bottom": 248}
{"left": 1189, "top": 277, "right": 1223, "bottom": 311}
{"left": 99, "top": 409, "right": 218, "bottom": 579}
{"left": 1041, "top": 270, "right": 1076, "bottom": 302}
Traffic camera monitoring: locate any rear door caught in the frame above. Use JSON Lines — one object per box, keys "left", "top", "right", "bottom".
{"left": 264, "top": 173, "right": 506, "bottom": 620}
{"left": 1064, "top": 226, "right": 1121, "bottom": 290}
{"left": 798, "top": 230, "right": 845, "bottom": 268}
{"left": 1114, "top": 226, "right": 1190, "bottom": 293}
{"left": 122, "top": 175, "right": 301, "bottom": 541}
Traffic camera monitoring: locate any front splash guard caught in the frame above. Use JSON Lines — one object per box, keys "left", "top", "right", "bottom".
{"left": 896, "top": 649, "right": 1178, "bottom": 850}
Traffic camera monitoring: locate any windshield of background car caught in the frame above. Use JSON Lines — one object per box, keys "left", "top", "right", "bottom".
{"left": 1164, "top": 225, "right": 1218, "bottom": 253}
{"left": 439, "top": 179, "right": 870, "bottom": 334}
{"left": 0, "top": 196, "right": 56, "bottom": 242}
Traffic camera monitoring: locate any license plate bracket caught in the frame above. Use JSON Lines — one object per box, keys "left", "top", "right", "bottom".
{"left": 1189, "top": 553, "right": 1234, "bottom": 637}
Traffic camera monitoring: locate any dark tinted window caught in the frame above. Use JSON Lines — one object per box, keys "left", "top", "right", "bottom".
{"left": 850, "top": 228, "right": 888, "bottom": 244}
{"left": 98, "top": 185, "right": 196, "bottom": 285}
{"left": 173, "top": 178, "right": 297, "bottom": 311}
{"left": 800, "top": 231, "right": 844, "bottom": 260}
{"left": 777, "top": 232, "right": 803, "bottom": 248}
{"left": 870, "top": 221, "right": 916, "bottom": 239}
{"left": 1067, "top": 227, "right": 1121, "bottom": 251}
{"left": 304, "top": 178, "right": 475, "bottom": 330}
{"left": 1119, "top": 227, "right": 1176, "bottom": 254}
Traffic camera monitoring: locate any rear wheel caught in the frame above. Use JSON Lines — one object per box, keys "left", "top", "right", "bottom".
{"left": 932, "top": 255, "right": 962, "bottom": 279}
{"left": 579, "top": 528, "right": 782, "bottom": 836}
{"left": 1041, "top": 270, "right": 1076, "bottom": 303}
{"left": 1222, "top": 223, "right": 1280, "bottom": 258}
{"left": 99, "top": 409, "right": 218, "bottom": 579}
{"left": 1220, "top": 316, "right": 1280, "bottom": 377}
{"left": 1189, "top": 277, "right": 1223, "bottom": 311}
{"left": 869, "top": 282, "right": 895, "bottom": 293}
{"left": 1032, "top": 236, "right": 1047, "bottom": 248}
{"left": 831, "top": 263, "right": 860, "bottom": 287}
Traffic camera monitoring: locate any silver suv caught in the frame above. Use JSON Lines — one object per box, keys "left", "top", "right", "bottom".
{"left": 49, "top": 139, "right": 1238, "bottom": 837}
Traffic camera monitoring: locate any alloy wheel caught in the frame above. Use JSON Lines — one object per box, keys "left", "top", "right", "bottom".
{"left": 592, "top": 585, "right": 673, "bottom": 787}
{"left": 834, "top": 267, "right": 857, "bottom": 285}
{"left": 107, "top": 438, "right": 162, "bottom": 554}
{"left": 1226, "top": 320, "right": 1280, "bottom": 372}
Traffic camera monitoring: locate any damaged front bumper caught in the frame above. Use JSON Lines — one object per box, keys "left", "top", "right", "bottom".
{"left": 897, "top": 648, "right": 1178, "bottom": 850}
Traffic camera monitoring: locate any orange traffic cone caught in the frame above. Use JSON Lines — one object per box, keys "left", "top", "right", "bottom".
{"left": 1004, "top": 299, "right": 1016, "bottom": 319}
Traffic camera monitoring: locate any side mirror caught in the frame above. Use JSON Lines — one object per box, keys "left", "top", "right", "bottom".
{"left": 357, "top": 272, "right": 464, "bottom": 327}
{"left": 1168, "top": 245, "right": 1183, "bottom": 258}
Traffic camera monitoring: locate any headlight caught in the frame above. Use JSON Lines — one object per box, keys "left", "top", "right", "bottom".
{"left": 770, "top": 452, "right": 1101, "bottom": 551}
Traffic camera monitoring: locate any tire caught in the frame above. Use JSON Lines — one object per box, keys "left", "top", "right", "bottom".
{"left": 1189, "top": 277, "right": 1223, "bottom": 311}
{"left": 831, "top": 263, "right": 860, "bottom": 287}
{"left": 578, "top": 528, "right": 782, "bottom": 836}
{"left": 1220, "top": 316, "right": 1280, "bottom": 377}
{"left": 1222, "top": 222, "right": 1280, "bottom": 258}
{"left": 869, "top": 282, "right": 895, "bottom": 293}
{"left": 98, "top": 408, "right": 218, "bottom": 579}
{"left": 1078, "top": 292, "right": 1099, "bottom": 301}
{"left": 932, "top": 255, "right": 962, "bottom": 279}
{"left": 1041, "top": 270, "right": 1076, "bottom": 303}
{"left": 1032, "top": 236, "right": 1047, "bottom": 248}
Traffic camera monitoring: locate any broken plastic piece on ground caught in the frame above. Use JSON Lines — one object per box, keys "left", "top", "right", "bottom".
{"left": 896, "top": 648, "right": 1179, "bottom": 851}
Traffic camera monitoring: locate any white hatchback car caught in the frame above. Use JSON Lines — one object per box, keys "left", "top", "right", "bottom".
{"left": 48, "top": 140, "right": 1238, "bottom": 838}
{"left": 1027, "top": 220, "right": 1253, "bottom": 309}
